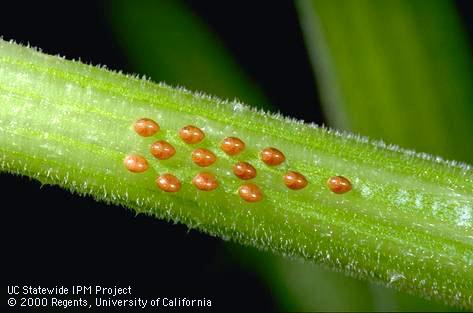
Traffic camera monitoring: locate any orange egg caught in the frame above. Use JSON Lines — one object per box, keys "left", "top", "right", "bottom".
{"left": 191, "top": 148, "right": 217, "bottom": 167}
{"left": 133, "top": 118, "right": 160, "bottom": 137}
{"left": 192, "top": 172, "right": 218, "bottom": 191}
{"left": 238, "top": 183, "right": 263, "bottom": 202}
{"left": 156, "top": 173, "right": 181, "bottom": 192}
{"left": 327, "top": 176, "right": 352, "bottom": 194}
{"left": 283, "top": 171, "right": 308, "bottom": 190}
{"left": 232, "top": 162, "right": 257, "bottom": 180}
{"left": 150, "top": 140, "right": 176, "bottom": 160}
{"left": 221, "top": 137, "right": 245, "bottom": 155}
{"left": 123, "top": 155, "right": 149, "bottom": 173}
{"left": 260, "top": 147, "right": 285, "bottom": 166}
{"left": 179, "top": 125, "right": 205, "bottom": 144}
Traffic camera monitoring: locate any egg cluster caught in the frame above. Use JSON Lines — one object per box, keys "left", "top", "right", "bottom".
{"left": 124, "top": 118, "right": 352, "bottom": 203}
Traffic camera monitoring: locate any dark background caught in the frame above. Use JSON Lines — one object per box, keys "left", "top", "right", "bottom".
{"left": 1, "top": 1, "right": 472, "bottom": 311}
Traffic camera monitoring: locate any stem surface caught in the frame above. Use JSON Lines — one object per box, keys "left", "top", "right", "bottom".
{"left": 0, "top": 40, "right": 472, "bottom": 309}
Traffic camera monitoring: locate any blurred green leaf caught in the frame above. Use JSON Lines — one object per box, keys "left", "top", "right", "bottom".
{"left": 106, "top": 0, "right": 269, "bottom": 109}
{"left": 297, "top": 0, "right": 473, "bottom": 310}
{"left": 297, "top": 0, "right": 473, "bottom": 163}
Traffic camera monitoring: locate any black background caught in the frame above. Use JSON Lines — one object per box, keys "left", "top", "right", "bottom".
{"left": 1, "top": 1, "right": 472, "bottom": 312}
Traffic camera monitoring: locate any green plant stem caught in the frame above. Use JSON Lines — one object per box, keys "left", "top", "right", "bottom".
{"left": 0, "top": 40, "right": 472, "bottom": 309}
{"left": 296, "top": 0, "right": 473, "bottom": 310}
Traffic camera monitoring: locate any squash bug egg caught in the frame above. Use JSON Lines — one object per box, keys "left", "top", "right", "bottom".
{"left": 156, "top": 173, "right": 181, "bottom": 192}
{"left": 192, "top": 148, "right": 217, "bottom": 167}
{"left": 283, "top": 171, "right": 308, "bottom": 190}
{"left": 238, "top": 183, "right": 263, "bottom": 202}
{"left": 233, "top": 161, "right": 257, "bottom": 180}
{"left": 260, "top": 147, "right": 285, "bottom": 166}
{"left": 179, "top": 125, "right": 205, "bottom": 144}
{"left": 192, "top": 172, "right": 218, "bottom": 191}
{"left": 150, "top": 140, "right": 176, "bottom": 160}
{"left": 134, "top": 118, "right": 160, "bottom": 137}
{"left": 221, "top": 137, "right": 245, "bottom": 155}
{"left": 124, "top": 155, "right": 149, "bottom": 173}
{"left": 327, "top": 176, "right": 352, "bottom": 194}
